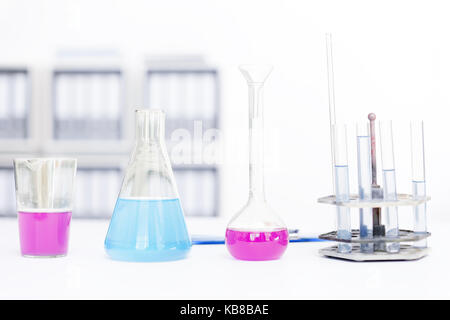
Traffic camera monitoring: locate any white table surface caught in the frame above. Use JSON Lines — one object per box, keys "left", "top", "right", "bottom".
{"left": 0, "top": 217, "right": 448, "bottom": 299}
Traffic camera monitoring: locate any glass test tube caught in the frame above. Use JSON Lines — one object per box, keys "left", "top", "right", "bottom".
{"left": 379, "top": 121, "right": 400, "bottom": 253}
{"left": 333, "top": 124, "right": 352, "bottom": 253}
{"left": 410, "top": 121, "right": 427, "bottom": 248}
{"left": 356, "top": 123, "right": 374, "bottom": 253}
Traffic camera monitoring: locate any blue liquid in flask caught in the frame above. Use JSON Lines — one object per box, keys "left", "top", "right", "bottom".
{"left": 104, "top": 198, "right": 191, "bottom": 262}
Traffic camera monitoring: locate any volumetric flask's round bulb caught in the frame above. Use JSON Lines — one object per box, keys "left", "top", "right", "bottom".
{"left": 225, "top": 65, "right": 288, "bottom": 261}
{"left": 104, "top": 109, "right": 191, "bottom": 262}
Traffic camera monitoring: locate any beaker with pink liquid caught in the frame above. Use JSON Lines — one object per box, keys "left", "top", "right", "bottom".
{"left": 13, "top": 158, "right": 77, "bottom": 257}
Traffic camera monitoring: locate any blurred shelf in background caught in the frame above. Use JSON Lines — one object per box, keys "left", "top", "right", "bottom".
{"left": 0, "top": 68, "right": 29, "bottom": 139}
{"left": 52, "top": 69, "right": 123, "bottom": 140}
{"left": 145, "top": 55, "right": 221, "bottom": 218}
{"left": 0, "top": 54, "right": 221, "bottom": 219}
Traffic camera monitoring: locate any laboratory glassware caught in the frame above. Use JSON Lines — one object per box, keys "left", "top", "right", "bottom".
{"left": 333, "top": 124, "right": 352, "bottom": 253}
{"left": 410, "top": 120, "right": 427, "bottom": 248}
{"left": 13, "top": 158, "right": 77, "bottom": 257}
{"left": 319, "top": 115, "right": 431, "bottom": 261}
{"left": 104, "top": 109, "right": 191, "bottom": 262}
{"left": 379, "top": 120, "right": 400, "bottom": 253}
{"left": 356, "top": 122, "right": 373, "bottom": 253}
{"left": 319, "top": 33, "right": 430, "bottom": 261}
{"left": 326, "top": 33, "right": 337, "bottom": 192}
{"left": 225, "top": 65, "right": 288, "bottom": 261}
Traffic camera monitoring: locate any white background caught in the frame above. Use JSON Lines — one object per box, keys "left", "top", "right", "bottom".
{"left": 0, "top": 0, "right": 449, "bottom": 233}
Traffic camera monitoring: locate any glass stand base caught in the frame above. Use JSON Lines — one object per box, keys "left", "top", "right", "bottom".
{"left": 319, "top": 244, "right": 429, "bottom": 262}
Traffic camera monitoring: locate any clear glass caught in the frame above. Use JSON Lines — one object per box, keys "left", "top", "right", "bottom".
{"left": 332, "top": 124, "right": 352, "bottom": 253}
{"left": 225, "top": 65, "right": 288, "bottom": 261}
{"left": 104, "top": 109, "right": 191, "bottom": 262}
{"left": 326, "top": 33, "right": 337, "bottom": 194}
{"left": 410, "top": 120, "right": 427, "bottom": 248}
{"left": 13, "top": 158, "right": 77, "bottom": 257}
{"left": 356, "top": 123, "right": 373, "bottom": 253}
{"left": 379, "top": 120, "right": 400, "bottom": 253}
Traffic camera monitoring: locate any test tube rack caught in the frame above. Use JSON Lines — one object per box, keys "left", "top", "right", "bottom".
{"left": 317, "top": 194, "right": 431, "bottom": 261}
{"left": 321, "top": 34, "right": 430, "bottom": 261}
{"left": 318, "top": 115, "right": 431, "bottom": 262}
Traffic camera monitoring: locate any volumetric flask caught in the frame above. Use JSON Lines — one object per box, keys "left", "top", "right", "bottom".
{"left": 225, "top": 65, "right": 288, "bottom": 261}
{"left": 13, "top": 158, "right": 77, "bottom": 257}
{"left": 104, "top": 109, "right": 191, "bottom": 262}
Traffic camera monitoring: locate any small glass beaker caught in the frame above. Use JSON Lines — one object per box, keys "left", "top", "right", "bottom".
{"left": 13, "top": 158, "right": 77, "bottom": 257}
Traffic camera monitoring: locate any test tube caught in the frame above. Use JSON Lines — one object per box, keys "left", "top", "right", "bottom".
{"left": 356, "top": 123, "right": 374, "bottom": 253}
{"left": 410, "top": 121, "right": 427, "bottom": 248}
{"left": 333, "top": 124, "right": 352, "bottom": 253}
{"left": 379, "top": 120, "right": 400, "bottom": 253}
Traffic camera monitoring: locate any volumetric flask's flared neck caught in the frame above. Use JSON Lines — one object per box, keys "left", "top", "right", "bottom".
{"left": 240, "top": 65, "right": 273, "bottom": 201}
{"left": 239, "top": 65, "right": 273, "bottom": 84}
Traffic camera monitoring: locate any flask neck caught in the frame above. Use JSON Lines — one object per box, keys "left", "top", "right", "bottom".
{"left": 248, "top": 83, "right": 266, "bottom": 201}
{"left": 135, "top": 109, "right": 165, "bottom": 144}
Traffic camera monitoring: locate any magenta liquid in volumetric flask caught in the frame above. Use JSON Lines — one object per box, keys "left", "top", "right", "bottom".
{"left": 18, "top": 211, "right": 72, "bottom": 257}
{"left": 225, "top": 228, "right": 289, "bottom": 261}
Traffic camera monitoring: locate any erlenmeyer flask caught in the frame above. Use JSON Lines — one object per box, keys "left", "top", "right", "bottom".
{"left": 105, "top": 109, "right": 191, "bottom": 262}
{"left": 225, "top": 65, "right": 288, "bottom": 261}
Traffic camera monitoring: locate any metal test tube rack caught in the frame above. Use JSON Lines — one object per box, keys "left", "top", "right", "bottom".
{"left": 321, "top": 34, "right": 430, "bottom": 261}
{"left": 318, "top": 114, "right": 431, "bottom": 261}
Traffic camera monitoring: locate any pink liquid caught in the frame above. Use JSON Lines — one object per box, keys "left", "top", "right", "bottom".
{"left": 225, "top": 228, "right": 288, "bottom": 261}
{"left": 18, "top": 211, "right": 72, "bottom": 257}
